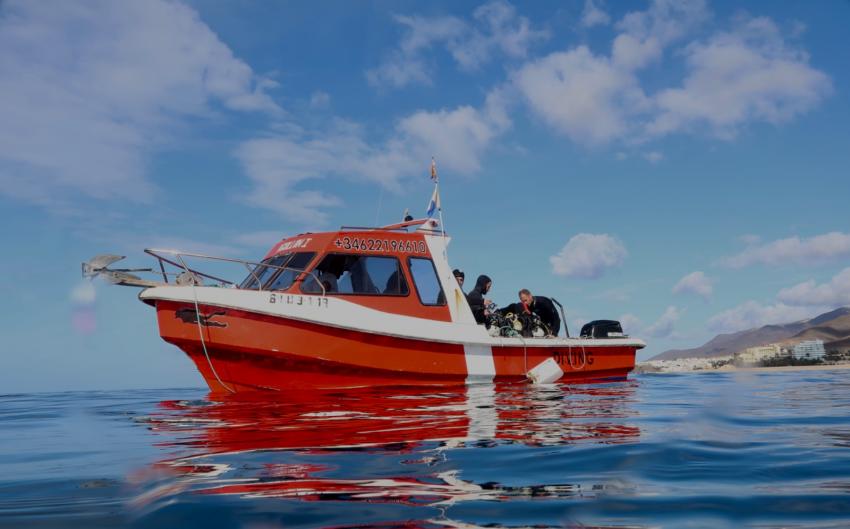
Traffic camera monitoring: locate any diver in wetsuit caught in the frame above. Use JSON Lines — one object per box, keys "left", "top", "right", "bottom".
{"left": 500, "top": 289, "right": 561, "bottom": 337}
{"left": 466, "top": 275, "right": 492, "bottom": 324}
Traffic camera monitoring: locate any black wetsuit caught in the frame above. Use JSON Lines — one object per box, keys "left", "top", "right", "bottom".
{"left": 466, "top": 275, "right": 492, "bottom": 324}
{"left": 500, "top": 296, "right": 561, "bottom": 336}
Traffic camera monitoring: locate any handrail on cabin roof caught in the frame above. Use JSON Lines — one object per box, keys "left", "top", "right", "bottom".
{"left": 339, "top": 218, "right": 443, "bottom": 233}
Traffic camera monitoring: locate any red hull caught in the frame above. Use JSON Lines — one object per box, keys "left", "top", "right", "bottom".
{"left": 155, "top": 300, "right": 637, "bottom": 392}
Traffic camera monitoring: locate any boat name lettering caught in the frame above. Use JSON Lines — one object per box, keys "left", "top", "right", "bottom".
{"left": 268, "top": 293, "right": 329, "bottom": 308}
{"left": 333, "top": 237, "right": 427, "bottom": 254}
{"left": 552, "top": 350, "right": 594, "bottom": 367}
{"left": 275, "top": 237, "right": 313, "bottom": 253}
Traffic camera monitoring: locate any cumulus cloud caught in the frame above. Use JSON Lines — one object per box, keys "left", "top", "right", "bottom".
{"left": 513, "top": 0, "right": 705, "bottom": 145}
{"left": 706, "top": 267, "right": 850, "bottom": 334}
{"left": 644, "top": 306, "right": 682, "bottom": 338}
{"left": 673, "top": 271, "right": 713, "bottom": 300}
{"left": 777, "top": 267, "right": 850, "bottom": 307}
{"left": 0, "top": 0, "right": 280, "bottom": 207}
{"left": 513, "top": 47, "right": 647, "bottom": 145}
{"left": 647, "top": 15, "right": 833, "bottom": 138}
{"left": 367, "top": 0, "right": 548, "bottom": 88}
{"left": 581, "top": 0, "right": 610, "bottom": 28}
{"left": 237, "top": 89, "right": 512, "bottom": 223}
{"left": 706, "top": 301, "right": 824, "bottom": 334}
{"left": 613, "top": 0, "right": 709, "bottom": 70}
{"left": 511, "top": 0, "right": 829, "bottom": 148}
{"left": 720, "top": 232, "right": 850, "bottom": 268}
{"left": 550, "top": 233, "right": 627, "bottom": 279}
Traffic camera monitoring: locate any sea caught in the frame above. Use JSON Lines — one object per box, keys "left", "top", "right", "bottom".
{"left": 2, "top": 370, "right": 850, "bottom": 529}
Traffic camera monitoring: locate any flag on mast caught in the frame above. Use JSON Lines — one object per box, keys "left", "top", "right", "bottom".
{"left": 427, "top": 157, "right": 440, "bottom": 217}
{"left": 426, "top": 184, "right": 441, "bottom": 218}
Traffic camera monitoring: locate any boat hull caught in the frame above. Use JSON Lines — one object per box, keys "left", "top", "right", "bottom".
{"left": 154, "top": 298, "right": 639, "bottom": 392}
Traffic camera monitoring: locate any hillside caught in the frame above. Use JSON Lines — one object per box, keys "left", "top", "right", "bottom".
{"left": 651, "top": 307, "right": 850, "bottom": 361}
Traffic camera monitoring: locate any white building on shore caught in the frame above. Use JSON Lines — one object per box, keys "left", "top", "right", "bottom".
{"left": 792, "top": 340, "right": 826, "bottom": 360}
{"left": 736, "top": 344, "right": 783, "bottom": 365}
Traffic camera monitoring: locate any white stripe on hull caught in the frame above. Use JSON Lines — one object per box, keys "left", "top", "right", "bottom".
{"left": 463, "top": 343, "right": 495, "bottom": 383}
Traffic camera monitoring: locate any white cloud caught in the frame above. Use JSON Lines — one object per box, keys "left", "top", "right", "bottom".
{"left": 0, "top": 0, "right": 279, "bottom": 207}
{"left": 644, "top": 305, "right": 682, "bottom": 338}
{"left": 237, "top": 89, "right": 511, "bottom": 223}
{"left": 673, "top": 271, "right": 713, "bottom": 300}
{"left": 581, "top": 0, "right": 610, "bottom": 28}
{"left": 366, "top": 14, "right": 465, "bottom": 88}
{"left": 706, "top": 267, "right": 850, "bottom": 334}
{"left": 513, "top": 0, "right": 705, "bottom": 145}
{"left": 367, "top": 1, "right": 547, "bottom": 88}
{"left": 647, "top": 15, "right": 833, "bottom": 138}
{"left": 614, "top": 0, "right": 709, "bottom": 69}
{"left": 777, "top": 267, "right": 850, "bottom": 308}
{"left": 550, "top": 233, "right": 627, "bottom": 279}
{"left": 609, "top": 0, "right": 708, "bottom": 71}
{"left": 513, "top": 47, "right": 647, "bottom": 145}
{"left": 511, "top": 1, "right": 829, "bottom": 148}
{"left": 706, "top": 301, "right": 825, "bottom": 334}
{"left": 398, "top": 88, "right": 511, "bottom": 172}
{"left": 466, "top": 0, "right": 549, "bottom": 64}
{"left": 720, "top": 232, "right": 850, "bottom": 268}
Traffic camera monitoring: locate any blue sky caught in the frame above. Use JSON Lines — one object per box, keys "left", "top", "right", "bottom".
{"left": 1, "top": 0, "right": 849, "bottom": 392}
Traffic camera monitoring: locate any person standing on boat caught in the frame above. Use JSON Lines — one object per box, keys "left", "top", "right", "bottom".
{"left": 466, "top": 275, "right": 492, "bottom": 324}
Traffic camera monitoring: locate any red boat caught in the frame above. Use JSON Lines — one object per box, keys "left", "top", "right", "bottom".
{"left": 84, "top": 217, "right": 644, "bottom": 392}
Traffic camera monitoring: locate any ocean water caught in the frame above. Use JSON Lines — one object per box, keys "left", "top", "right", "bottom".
{"left": 2, "top": 370, "right": 850, "bottom": 529}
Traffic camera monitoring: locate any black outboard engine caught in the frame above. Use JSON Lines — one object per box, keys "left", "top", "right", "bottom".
{"left": 580, "top": 320, "right": 624, "bottom": 338}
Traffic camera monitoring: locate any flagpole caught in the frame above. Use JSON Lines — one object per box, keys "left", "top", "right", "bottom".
{"left": 430, "top": 156, "right": 446, "bottom": 238}
{"left": 436, "top": 180, "right": 446, "bottom": 239}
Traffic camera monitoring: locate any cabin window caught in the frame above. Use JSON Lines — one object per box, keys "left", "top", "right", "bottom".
{"left": 239, "top": 255, "right": 289, "bottom": 290}
{"left": 265, "top": 252, "right": 316, "bottom": 291}
{"left": 302, "top": 254, "right": 409, "bottom": 296}
{"left": 408, "top": 257, "right": 446, "bottom": 306}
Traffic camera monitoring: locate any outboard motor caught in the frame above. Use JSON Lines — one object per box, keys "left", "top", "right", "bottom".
{"left": 580, "top": 320, "right": 624, "bottom": 338}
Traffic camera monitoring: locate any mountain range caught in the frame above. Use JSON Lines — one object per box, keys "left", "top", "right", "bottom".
{"left": 650, "top": 307, "right": 850, "bottom": 361}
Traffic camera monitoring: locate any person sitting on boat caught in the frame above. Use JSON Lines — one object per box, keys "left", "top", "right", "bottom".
{"left": 466, "top": 275, "right": 492, "bottom": 325}
{"left": 500, "top": 289, "right": 560, "bottom": 337}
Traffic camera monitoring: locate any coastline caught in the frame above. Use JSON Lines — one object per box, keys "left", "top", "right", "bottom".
{"left": 637, "top": 363, "right": 850, "bottom": 375}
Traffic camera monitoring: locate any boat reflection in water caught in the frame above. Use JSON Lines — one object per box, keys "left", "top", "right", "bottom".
{"left": 130, "top": 381, "right": 640, "bottom": 528}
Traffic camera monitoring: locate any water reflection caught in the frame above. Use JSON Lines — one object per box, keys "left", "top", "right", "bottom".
{"left": 130, "top": 382, "right": 640, "bottom": 527}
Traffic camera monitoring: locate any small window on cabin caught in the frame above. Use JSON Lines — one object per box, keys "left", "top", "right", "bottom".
{"left": 302, "top": 254, "right": 408, "bottom": 296}
{"left": 408, "top": 257, "right": 446, "bottom": 306}
{"left": 265, "top": 252, "right": 316, "bottom": 291}
{"left": 239, "top": 255, "right": 289, "bottom": 290}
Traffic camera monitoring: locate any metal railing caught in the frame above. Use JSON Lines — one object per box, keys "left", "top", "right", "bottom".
{"left": 143, "top": 248, "right": 326, "bottom": 296}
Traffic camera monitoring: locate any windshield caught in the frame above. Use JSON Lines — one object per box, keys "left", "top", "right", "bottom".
{"left": 239, "top": 255, "right": 290, "bottom": 290}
